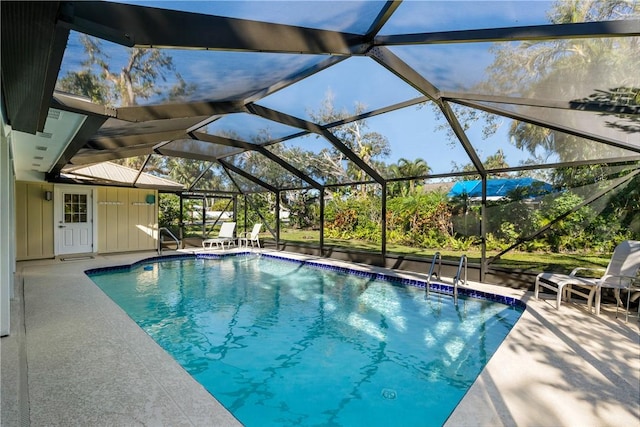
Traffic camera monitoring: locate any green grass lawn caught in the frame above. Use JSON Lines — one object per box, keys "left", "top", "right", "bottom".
{"left": 274, "top": 229, "right": 611, "bottom": 274}
{"left": 181, "top": 226, "right": 611, "bottom": 274}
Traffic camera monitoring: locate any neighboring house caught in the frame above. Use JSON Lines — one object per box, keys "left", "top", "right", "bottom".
{"left": 421, "top": 181, "right": 456, "bottom": 194}
{"left": 15, "top": 162, "right": 184, "bottom": 261}
{"left": 188, "top": 209, "right": 234, "bottom": 222}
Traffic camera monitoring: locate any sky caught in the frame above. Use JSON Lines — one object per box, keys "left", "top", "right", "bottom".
{"left": 58, "top": 1, "right": 560, "bottom": 176}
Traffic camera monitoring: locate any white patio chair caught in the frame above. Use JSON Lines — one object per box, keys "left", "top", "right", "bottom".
{"left": 534, "top": 240, "right": 640, "bottom": 315}
{"left": 202, "top": 222, "right": 236, "bottom": 249}
{"left": 239, "top": 223, "right": 262, "bottom": 248}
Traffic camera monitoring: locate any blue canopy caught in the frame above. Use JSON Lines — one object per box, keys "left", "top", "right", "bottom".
{"left": 447, "top": 178, "right": 554, "bottom": 199}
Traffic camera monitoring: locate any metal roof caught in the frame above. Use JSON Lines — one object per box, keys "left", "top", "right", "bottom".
{"left": 62, "top": 162, "right": 184, "bottom": 191}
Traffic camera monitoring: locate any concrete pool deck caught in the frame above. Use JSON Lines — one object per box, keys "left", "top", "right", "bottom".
{"left": 2, "top": 250, "right": 638, "bottom": 426}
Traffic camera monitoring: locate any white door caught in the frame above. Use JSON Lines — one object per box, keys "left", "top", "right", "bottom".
{"left": 55, "top": 187, "right": 94, "bottom": 255}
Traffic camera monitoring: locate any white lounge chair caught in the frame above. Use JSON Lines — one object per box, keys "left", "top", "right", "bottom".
{"left": 535, "top": 240, "right": 640, "bottom": 315}
{"left": 202, "top": 222, "right": 236, "bottom": 249}
{"left": 239, "top": 223, "right": 262, "bottom": 248}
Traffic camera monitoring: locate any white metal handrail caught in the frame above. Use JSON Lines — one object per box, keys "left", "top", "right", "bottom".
{"left": 425, "top": 251, "right": 442, "bottom": 296}
{"left": 452, "top": 255, "right": 467, "bottom": 306}
{"left": 158, "top": 227, "right": 180, "bottom": 254}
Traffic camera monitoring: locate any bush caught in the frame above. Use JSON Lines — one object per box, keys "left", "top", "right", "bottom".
{"left": 387, "top": 192, "right": 453, "bottom": 248}
{"left": 159, "top": 194, "right": 180, "bottom": 230}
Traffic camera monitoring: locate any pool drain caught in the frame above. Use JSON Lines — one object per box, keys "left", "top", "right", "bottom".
{"left": 381, "top": 388, "right": 397, "bottom": 400}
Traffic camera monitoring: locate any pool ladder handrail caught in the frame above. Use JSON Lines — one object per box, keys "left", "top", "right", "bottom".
{"left": 425, "top": 252, "right": 442, "bottom": 296}
{"left": 158, "top": 227, "right": 181, "bottom": 254}
{"left": 452, "top": 255, "right": 468, "bottom": 305}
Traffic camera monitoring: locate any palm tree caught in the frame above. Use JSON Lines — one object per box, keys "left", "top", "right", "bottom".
{"left": 396, "top": 158, "right": 431, "bottom": 193}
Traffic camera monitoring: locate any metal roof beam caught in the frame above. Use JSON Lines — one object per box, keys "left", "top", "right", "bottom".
{"left": 439, "top": 101, "right": 486, "bottom": 177}
{"left": 260, "top": 96, "right": 430, "bottom": 149}
{"left": 155, "top": 148, "right": 223, "bottom": 163}
{"left": 218, "top": 159, "right": 277, "bottom": 193}
{"left": 184, "top": 132, "right": 252, "bottom": 159}
{"left": 87, "top": 129, "right": 187, "bottom": 150}
{"left": 251, "top": 147, "right": 323, "bottom": 190}
{"left": 69, "top": 145, "right": 154, "bottom": 165}
{"left": 191, "top": 132, "right": 323, "bottom": 190}
{"left": 50, "top": 114, "right": 108, "bottom": 174}
{"left": 246, "top": 104, "right": 386, "bottom": 185}
{"left": 155, "top": 138, "right": 245, "bottom": 161}
{"left": 441, "top": 91, "right": 640, "bottom": 115}
{"left": 324, "top": 96, "right": 430, "bottom": 129}
{"left": 219, "top": 168, "right": 246, "bottom": 196}
{"left": 96, "top": 117, "right": 210, "bottom": 139}
{"left": 364, "top": 0, "right": 403, "bottom": 39}
{"left": 60, "top": 1, "right": 368, "bottom": 55}
{"left": 454, "top": 99, "right": 640, "bottom": 154}
{"left": 186, "top": 162, "right": 214, "bottom": 192}
{"left": 49, "top": 93, "right": 115, "bottom": 174}
{"left": 376, "top": 19, "right": 640, "bottom": 46}
{"left": 481, "top": 157, "right": 640, "bottom": 175}
{"left": 116, "top": 101, "right": 245, "bottom": 122}
{"left": 132, "top": 154, "right": 153, "bottom": 188}
{"left": 52, "top": 92, "right": 117, "bottom": 118}
{"left": 367, "top": 46, "right": 441, "bottom": 101}
{"left": 190, "top": 132, "right": 258, "bottom": 151}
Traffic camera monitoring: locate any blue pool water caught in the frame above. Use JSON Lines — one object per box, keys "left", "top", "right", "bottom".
{"left": 88, "top": 254, "right": 523, "bottom": 426}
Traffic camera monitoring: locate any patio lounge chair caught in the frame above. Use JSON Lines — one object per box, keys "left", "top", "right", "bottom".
{"left": 534, "top": 240, "right": 640, "bottom": 315}
{"left": 202, "top": 222, "right": 236, "bottom": 249}
{"left": 239, "top": 223, "right": 262, "bottom": 248}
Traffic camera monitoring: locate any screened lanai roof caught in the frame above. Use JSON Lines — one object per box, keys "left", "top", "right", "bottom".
{"left": 2, "top": 1, "right": 639, "bottom": 191}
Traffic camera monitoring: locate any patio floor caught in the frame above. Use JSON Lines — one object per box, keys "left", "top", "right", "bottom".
{"left": 2, "top": 250, "right": 638, "bottom": 426}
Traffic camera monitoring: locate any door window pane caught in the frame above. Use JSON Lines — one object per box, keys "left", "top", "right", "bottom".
{"left": 64, "top": 193, "right": 88, "bottom": 223}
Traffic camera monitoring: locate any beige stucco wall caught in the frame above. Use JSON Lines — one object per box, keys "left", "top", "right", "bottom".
{"left": 15, "top": 182, "right": 158, "bottom": 260}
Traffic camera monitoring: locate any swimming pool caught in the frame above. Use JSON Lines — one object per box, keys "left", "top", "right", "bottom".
{"left": 87, "top": 254, "right": 524, "bottom": 426}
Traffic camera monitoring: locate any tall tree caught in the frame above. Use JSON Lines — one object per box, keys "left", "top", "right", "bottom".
{"left": 482, "top": 0, "right": 639, "bottom": 164}
{"left": 455, "top": 149, "right": 510, "bottom": 177}
{"left": 308, "top": 91, "right": 391, "bottom": 195}
{"left": 57, "top": 34, "right": 195, "bottom": 107}
{"left": 395, "top": 158, "right": 431, "bottom": 193}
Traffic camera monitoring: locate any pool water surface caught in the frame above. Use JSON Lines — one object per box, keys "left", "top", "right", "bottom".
{"left": 88, "top": 255, "right": 523, "bottom": 426}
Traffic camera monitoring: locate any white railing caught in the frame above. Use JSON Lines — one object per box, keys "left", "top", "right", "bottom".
{"left": 452, "top": 255, "right": 468, "bottom": 306}
{"left": 425, "top": 252, "right": 442, "bottom": 297}
{"left": 158, "top": 227, "right": 180, "bottom": 254}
